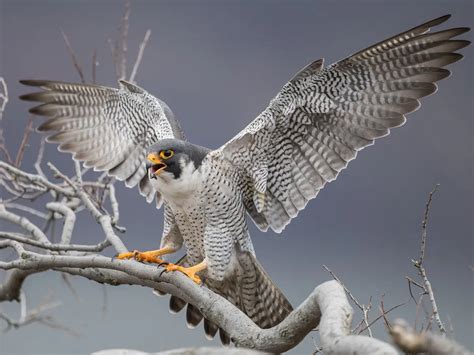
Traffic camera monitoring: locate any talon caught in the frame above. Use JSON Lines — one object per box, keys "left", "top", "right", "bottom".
{"left": 159, "top": 268, "right": 167, "bottom": 279}
{"left": 164, "top": 261, "right": 207, "bottom": 285}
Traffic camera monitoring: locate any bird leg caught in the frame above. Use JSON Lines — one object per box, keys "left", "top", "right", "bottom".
{"left": 165, "top": 260, "right": 208, "bottom": 285}
{"left": 115, "top": 247, "right": 175, "bottom": 264}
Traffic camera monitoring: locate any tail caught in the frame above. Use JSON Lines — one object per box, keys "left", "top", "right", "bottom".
{"left": 161, "top": 252, "right": 293, "bottom": 345}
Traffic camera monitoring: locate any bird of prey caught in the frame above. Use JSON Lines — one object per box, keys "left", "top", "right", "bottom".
{"left": 21, "top": 15, "right": 469, "bottom": 344}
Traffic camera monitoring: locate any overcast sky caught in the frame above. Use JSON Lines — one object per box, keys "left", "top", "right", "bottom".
{"left": 0, "top": 0, "right": 473, "bottom": 354}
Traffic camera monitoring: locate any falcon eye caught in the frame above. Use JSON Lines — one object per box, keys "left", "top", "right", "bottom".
{"left": 159, "top": 149, "right": 174, "bottom": 159}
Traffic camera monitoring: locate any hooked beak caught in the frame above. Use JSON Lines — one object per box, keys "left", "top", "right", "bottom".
{"left": 147, "top": 153, "right": 167, "bottom": 179}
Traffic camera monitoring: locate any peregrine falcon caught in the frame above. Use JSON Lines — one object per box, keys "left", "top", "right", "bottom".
{"left": 20, "top": 15, "right": 470, "bottom": 344}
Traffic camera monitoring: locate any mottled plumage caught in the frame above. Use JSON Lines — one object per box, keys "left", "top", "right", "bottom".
{"left": 20, "top": 15, "right": 469, "bottom": 344}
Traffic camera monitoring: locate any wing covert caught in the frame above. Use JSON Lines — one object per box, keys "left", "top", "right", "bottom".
{"left": 20, "top": 79, "right": 185, "bottom": 206}
{"left": 218, "top": 15, "right": 470, "bottom": 233}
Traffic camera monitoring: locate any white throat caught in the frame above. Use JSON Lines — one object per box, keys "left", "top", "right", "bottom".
{"left": 149, "top": 158, "right": 203, "bottom": 206}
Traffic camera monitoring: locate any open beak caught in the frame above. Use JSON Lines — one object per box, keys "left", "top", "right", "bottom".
{"left": 147, "top": 152, "right": 167, "bottom": 178}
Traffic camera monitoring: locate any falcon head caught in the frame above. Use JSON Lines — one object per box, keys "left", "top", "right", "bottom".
{"left": 146, "top": 139, "right": 210, "bottom": 183}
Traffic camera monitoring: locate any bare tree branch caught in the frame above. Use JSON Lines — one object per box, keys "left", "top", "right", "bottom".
{"left": 323, "top": 264, "right": 374, "bottom": 337}
{"left": 0, "top": 291, "right": 79, "bottom": 336}
{"left": 0, "top": 232, "right": 110, "bottom": 252}
{"left": 129, "top": 30, "right": 151, "bottom": 83}
{"left": 61, "top": 273, "right": 82, "bottom": 303}
{"left": 0, "top": 77, "right": 14, "bottom": 165}
{"left": 14, "top": 115, "right": 34, "bottom": 168}
{"left": 60, "top": 29, "right": 86, "bottom": 83}
{"left": 0, "top": 270, "right": 32, "bottom": 302}
{"left": 411, "top": 185, "right": 447, "bottom": 335}
{"left": 0, "top": 243, "right": 398, "bottom": 355}
{"left": 119, "top": 0, "right": 131, "bottom": 80}
{"left": 390, "top": 319, "right": 470, "bottom": 355}
{"left": 419, "top": 184, "right": 439, "bottom": 266}
{"left": 3, "top": 203, "right": 49, "bottom": 219}
{"left": 358, "top": 301, "right": 405, "bottom": 335}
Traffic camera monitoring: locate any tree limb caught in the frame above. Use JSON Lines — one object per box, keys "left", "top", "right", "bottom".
{"left": 0, "top": 238, "right": 398, "bottom": 353}
{"left": 390, "top": 319, "right": 470, "bottom": 355}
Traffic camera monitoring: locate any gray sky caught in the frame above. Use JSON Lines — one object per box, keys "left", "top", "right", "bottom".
{"left": 0, "top": 0, "right": 473, "bottom": 354}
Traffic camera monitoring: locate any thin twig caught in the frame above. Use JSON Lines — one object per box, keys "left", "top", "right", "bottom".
{"left": 119, "top": 0, "right": 131, "bottom": 80}
{"left": 323, "top": 265, "right": 373, "bottom": 337}
{"left": 4, "top": 203, "right": 48, "bottom": 219}
{"left": 61, "top": 273, "right": 82, "bottom": 303}
{"left": 0, "top": 145, "right": 13, "bottom": 165}
{"left": 358, "top": 301, "right": 405, "bottom": 334}
{"left": 406, "top": 276, "right": 427, "bottom": 304}
{"left": 323, "top": 265, "right": 364, "bottom": 311}
{"left": 379, "top": 296, "right": 391, "bottom": 330}
{"left": 129, "top": 29, "right": 151, "bottom": 83}
{"left": 0, "top": 77, "right": 13, "bottom": 165}
{"left": 107, "top": 37, "right": 120, "bottom": 78}
{"left": 61, "top": 29, "right": 86, "bottom": 83}
{"left": 101, "top": 285, "right": 108, "bottom": 319}
{"left": 414, "top": 294, "right": 425, "bottom": 331}
{"left": 14, "top": 116, "right": 34, "bottom": 168}
{"left": 419, "top": 184, "right": 439, "bottom": 266}
{"left": 0, "top": 231, "right": 110, "bottom": 252}
{"left": 412, "top": 185, "right": 446, "bottom": 335}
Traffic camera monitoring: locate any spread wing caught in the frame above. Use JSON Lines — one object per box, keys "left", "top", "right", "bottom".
{"left": 20, "top": 79, "right": 186, "bottom": 207}
{"left": 218, "top": 15, "right": 470, "bottom": 233}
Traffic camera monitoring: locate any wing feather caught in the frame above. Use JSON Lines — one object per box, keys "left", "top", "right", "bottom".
{"left": 20, "top": 79, "right": 185, "bottom": 205}
{"left": 218, "top": 15, "right": 470, "bottom": 232}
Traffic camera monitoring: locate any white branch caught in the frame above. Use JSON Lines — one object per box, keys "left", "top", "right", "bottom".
{"left": 46, "top": 202, "right": 76, "bottom": 245}
{"left": 0, "top": 245, "right": 397, "bottom": 353}
{"left": 316, "top": 282, "right": 397, "bottom": 354}
{"left": 4, "top": 203, "right": 49, "bottom": 219}
{"left": 47, "top": 162, "right": 127, "bottom": 252}
{"left": 0, "top": 232, "right": 110, "bottom": 252}
{"left": 0, "top": 204, "right": 50, "bottom": 243}
{"left": 390, "top": 319, "right": 470, "bottom": 354}
{"left": 0, "top": 161, "right": 74, "bottom": 197}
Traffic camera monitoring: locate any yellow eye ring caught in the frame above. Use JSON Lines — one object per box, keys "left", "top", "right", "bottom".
{"left": 159, "top": 149, "right": 174, "bottom": 159}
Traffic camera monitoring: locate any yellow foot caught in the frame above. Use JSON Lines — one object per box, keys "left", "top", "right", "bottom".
{"left": 165, "top": 261, "right": 208, "bottom": 285}
{"left": 115, "top": 250, "right": 167, "bottom": 264}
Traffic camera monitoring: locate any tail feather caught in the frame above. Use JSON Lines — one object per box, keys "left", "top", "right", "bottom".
{"left": 239, "top": 251, "right": 293, "bottom": 329}
{"left": 186, "top": 304, "right": 203, "bottom": 328}
{"left": 204, "top": 319, "right": 218, "bottom": 340}
{"left": 169, "top": 295, "right": 186, "bottom": 314}
{"left": 157, "top": 252, "right": 292, "bottom": 345}
{"left": 219, "top": 328, "right": 231, "bottom": 346}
